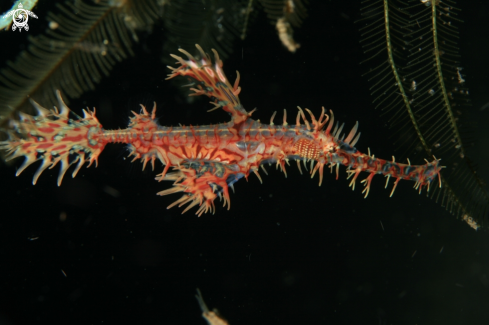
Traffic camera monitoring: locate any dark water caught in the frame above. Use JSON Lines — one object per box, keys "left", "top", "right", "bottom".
{"left": 1, "top": 1, "right": 488, "bottom": 324}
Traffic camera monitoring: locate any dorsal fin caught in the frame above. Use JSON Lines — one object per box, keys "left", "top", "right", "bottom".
{"left": 166, "top": 44, "right": 249, "bottom": 124}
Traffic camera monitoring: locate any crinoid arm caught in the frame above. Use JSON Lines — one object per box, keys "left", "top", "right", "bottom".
{"left": 166, "top": 44, "right": 249, "bottom": 124}
{"left": 155, "top": 159, "right": 244, "bottom": 217}
{"left": 0, "top": 90, "right": 105, "bottom": 185}
{"left": 358, "top": 0, "right": 489, "bottom": 229}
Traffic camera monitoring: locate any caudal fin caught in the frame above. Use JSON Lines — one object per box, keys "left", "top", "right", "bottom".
{"left": 0, "top": 91, "right": 105, "bottom": 185}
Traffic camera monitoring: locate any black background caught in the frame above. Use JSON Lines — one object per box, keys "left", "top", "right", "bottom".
{"left": 1, "top": 1, "right": 489, "bottom": 324}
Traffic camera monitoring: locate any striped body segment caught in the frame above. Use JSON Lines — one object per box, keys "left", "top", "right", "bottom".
{"left": 0, "top": 45, "right": 443, "bottom": 216}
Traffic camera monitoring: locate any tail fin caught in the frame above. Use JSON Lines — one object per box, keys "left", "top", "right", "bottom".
{"left": 0, "top": 91, "right": 105, "bottom": 185}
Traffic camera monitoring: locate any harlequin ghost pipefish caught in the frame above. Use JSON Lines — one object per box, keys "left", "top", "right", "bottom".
{"left": 0, "top": 45, "right": 443, "bottom": 216}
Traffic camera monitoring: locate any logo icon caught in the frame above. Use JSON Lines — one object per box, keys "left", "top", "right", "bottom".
{"left": 2, "top": 2, "right": 38, "bottom": 32}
